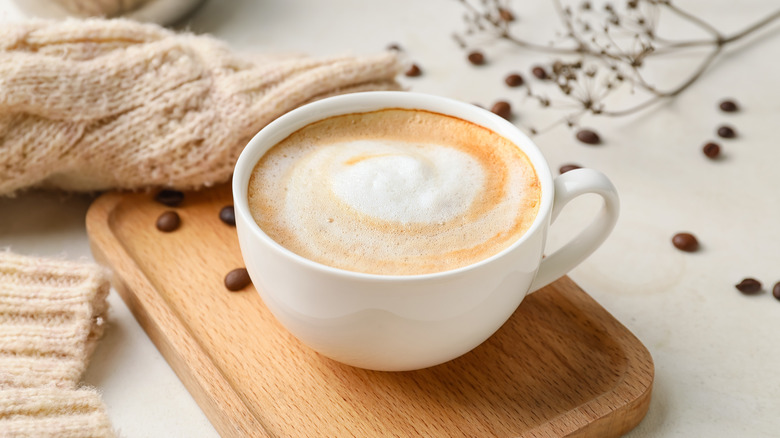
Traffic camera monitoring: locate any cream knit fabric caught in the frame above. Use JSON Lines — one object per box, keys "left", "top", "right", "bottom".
{"left": 0, "top": 252, "right": 114, "bottom": 437}
{"left": 0, "top": 19, "right": 402, "bottom": 196}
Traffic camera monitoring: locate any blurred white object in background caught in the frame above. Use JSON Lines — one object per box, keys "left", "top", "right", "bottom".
{"left": 12, "top": 0, "right": 204, "bottom": 25}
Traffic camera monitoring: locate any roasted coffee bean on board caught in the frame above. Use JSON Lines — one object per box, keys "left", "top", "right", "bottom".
{"left": 219, "top": 206, "right": 236, "bottom": 226}
{"left": 156, "top": 211, "right": 181, "bottom": 232}
{"left": 225, "top": 268, "right": 252, "bottom": 291}
{"left": 576, "top": 129, "right": 601, "bottom": 145}
{"left": 735, "top": 278, "right": 762, "bottom": 294}
{"left": 672, "top": 233, "right": 699, "bottom": 252}
{"left": 773, "top": 282, "right": 780, "bottom": 301}
{"left": 154, "top": 189, "right": 184, "bottom": 207}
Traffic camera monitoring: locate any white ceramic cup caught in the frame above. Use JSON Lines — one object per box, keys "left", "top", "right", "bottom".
{"left": 233, "top": 92, "right": 619, "bottom": 371}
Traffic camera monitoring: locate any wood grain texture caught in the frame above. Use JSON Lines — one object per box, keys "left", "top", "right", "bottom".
{"left": 86, "top": 184, "right": 653, "bottom": 438}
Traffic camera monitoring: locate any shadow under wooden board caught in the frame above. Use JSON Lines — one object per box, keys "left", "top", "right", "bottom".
{"left": 86, "top": 183, "right": 653, "bottom": 438}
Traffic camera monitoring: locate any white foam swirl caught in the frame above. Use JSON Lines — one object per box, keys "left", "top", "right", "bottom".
{"left": 325, "top": 140, "right": 483, "bottom": 223}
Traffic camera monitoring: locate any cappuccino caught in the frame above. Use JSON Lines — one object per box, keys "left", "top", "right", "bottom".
{"left": 247, "top": 109, "right": 541, "bottom": 275}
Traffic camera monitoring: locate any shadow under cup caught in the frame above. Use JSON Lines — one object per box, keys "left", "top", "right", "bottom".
{"left": 233, "top": 91, "right": 561, "bottom": 371}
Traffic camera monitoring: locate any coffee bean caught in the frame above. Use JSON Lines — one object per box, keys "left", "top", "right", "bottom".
{"left": 224, "top": 268, "right": 251, "bottom": 291}
{"left": 719, "top": 99, "right": 739, "bottom": 112}
{"left": 576, "top": 129, "right": 601, "bottom": 145}
{"left": 773, "top": 282, "right": 780, "bottom": 301}
{"left": 156, "top": 211, "right": 181, "bottom": 232}
{"left": 491, "top": 101, "right": 512, "bottom": 120}
{"left": 717, "top": 125, "right": 736, "bottom": 139}
{"left": 154, "top": 189, "right": 184, "bottom": 207}
{"left": 498, "top": 7, "right": 515, "bottom": 22}
{"left": 467, "top": 51, "right": 486, "bottom": 65}
{"left": 387, "top": 43, "right": 402, "bottom": 51}
{"left": 702, "top": 142, "right": 721, "bottom": 159}
{"left": 559, "top": 164, "right": 582, "bottom": 174}
{"left": 505, "top": 73, "right": 524, "bottom": 87}
{"left": 405, "top": 64, "right": 422, "bottom": 77}
{"left": 219, "top": 205, "right": 235, "bottom": 226}
{"left": 735, "top": 278, "right": 762, "bottom": 294}
{"left": 532, "top": 66, "right": 548, "bottom": 80}
{"left": 672, "top": 232, "right": 698, "bottom": 252}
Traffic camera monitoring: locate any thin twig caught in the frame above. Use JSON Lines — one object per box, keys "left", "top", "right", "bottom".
{"left": 723, "top": 8, "right": 780, "bottom": 43}
{"left": 602, "top": 45, "right": 722, "bottom": 117}
{"left": 663, "top": 1, "right": 723, "bottom": 39}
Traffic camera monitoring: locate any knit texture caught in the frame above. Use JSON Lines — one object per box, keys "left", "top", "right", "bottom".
{"left": 0, "top": 19, "right": 403, "bottom": 196}
{"left": 0, "top": 252, "right": 114, "bottom": 437}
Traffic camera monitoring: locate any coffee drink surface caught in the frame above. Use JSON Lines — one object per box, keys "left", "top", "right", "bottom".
{"left": 248, "top": 109, "right": 541, "bottom": 275}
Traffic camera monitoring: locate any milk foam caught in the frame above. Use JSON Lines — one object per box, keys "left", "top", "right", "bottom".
{"left": 329, "top": 140, "right": 483, "bottom": 223}
{"left": 248, "top": 109, "right": 541, "bottom": 275}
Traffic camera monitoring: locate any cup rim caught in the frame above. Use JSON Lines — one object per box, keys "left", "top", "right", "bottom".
{"left": 233, "top": 91, "right": 553, "bottom": 281}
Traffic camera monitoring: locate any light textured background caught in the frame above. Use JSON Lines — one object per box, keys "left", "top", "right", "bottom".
{"left": 1, "top": 0, "right": 778, "bottom": 436}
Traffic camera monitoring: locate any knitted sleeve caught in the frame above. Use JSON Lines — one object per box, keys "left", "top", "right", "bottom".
{"left": 0, "top": 19, "right": 403, "bottom": 195}
{"left": 0, "top": 252, "right": 114, "bottom": 438}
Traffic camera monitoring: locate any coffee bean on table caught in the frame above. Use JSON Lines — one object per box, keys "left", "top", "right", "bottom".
{"left": 702, "top": 142, "right": 721, "bottom": 159}
{"left": 773, "top": 282, "right": 780, "bottom": 301}
{"left": 672, "top": 232, "right": 699, "bottom": 252}
{"left": 717, "top": 125, "right": 736, "bottom": 139}
{"left": 387, "top": 43, "right": 402, "bottom": 51}
{"left": 491, "top": 101, "right": 512, "bottom": 120}
{"left": 735, "top": 278, "right": 762, "bottom": 294}
{"left": 576, "top": 129, "right": 601, "bottom": 145}
{"left": 219, "top": 205, "right": 236, "bottom": 226}
{"left": 498, "top": 7, "right": 515, "bottom": 22}
{"left": 531, "top": 66, "right": 548, "bottom": 80}
{"left": 405, "top": 63, "right": 422, "bottom": 77}
{"left": 156, "top": 211, "right": 181, "bottom": 232}
{"left": 719, "top": 99, "right": 739, "bottom": 112}
{"left": 559, "top": 164, "right": 582, "bottom": 174}
{"left": 505, "top": 73, "right": 524, "bottom": 87}
{"left": 154, "top": 189, "right": 184, "bottom": 207}
{"left": 224, "top": 268, "right": 251, "bottom": 291}
{"left": 467, "top": 51, "right": 486, "bottom": 65}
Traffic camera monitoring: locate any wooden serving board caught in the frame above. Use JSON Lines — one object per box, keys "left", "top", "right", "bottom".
{"left": 86, "top": 184, "right": 653, "bottom": 438}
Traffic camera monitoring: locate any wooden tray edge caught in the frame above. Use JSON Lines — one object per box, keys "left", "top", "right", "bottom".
{"left": 86, "top": 192, "right": 270, "bottom": 438}
{"left": 556, "top": 278, "right": 654, "bottom": 437}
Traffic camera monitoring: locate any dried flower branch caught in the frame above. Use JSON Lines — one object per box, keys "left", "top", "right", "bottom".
{"left": 453, "top": 0, "right": 780, "bottom": 132}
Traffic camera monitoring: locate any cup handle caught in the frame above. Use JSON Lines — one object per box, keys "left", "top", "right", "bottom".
{"left": 529, "top": 168, "right": 620, "bottom": 292}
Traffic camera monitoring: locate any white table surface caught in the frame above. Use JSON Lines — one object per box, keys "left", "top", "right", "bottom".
{"left": 1, "top": 1, "right": 779, "bottom": 436}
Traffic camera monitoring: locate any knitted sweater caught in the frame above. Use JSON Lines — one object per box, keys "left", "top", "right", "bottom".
{"left": 0, "top": 19, "right": 402, "bottom": 196}
{"left": 0, "top": 252, "right": 114, "bottom": 437}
